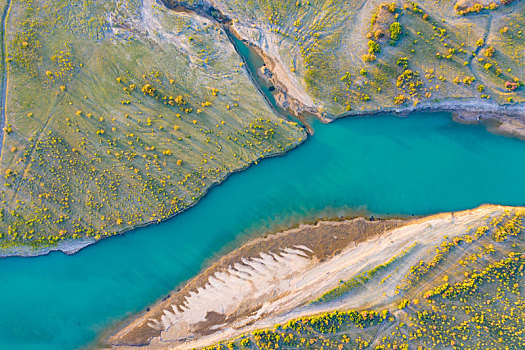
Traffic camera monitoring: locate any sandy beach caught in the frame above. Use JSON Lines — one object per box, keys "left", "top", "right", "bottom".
{"left": 109, "top": 204, "right": 520, "bottom": 349}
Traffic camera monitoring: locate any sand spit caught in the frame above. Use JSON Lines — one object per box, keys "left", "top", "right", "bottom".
{"left": 109, "top": 217, "right": 405, "bottom": 347}
{"left": 109, "top": 204, "right": 517, "bottom": 350}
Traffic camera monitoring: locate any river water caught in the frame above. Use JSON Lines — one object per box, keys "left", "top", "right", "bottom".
{"left": 1, "top": 112, "right": 525, "bottom": 349}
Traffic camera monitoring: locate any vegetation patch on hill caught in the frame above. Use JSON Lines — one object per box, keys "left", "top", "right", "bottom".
{"left": 0, "top": 0, "right": 304, "bottom": 252}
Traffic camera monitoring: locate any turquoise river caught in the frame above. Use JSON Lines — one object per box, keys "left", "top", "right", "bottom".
{"left": 1, "top": 112, "right": 525, "bottom": 349}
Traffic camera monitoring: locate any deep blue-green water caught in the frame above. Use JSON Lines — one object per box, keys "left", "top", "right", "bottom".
{"left": 2, "top": 112, "right": 525, "bottom": 349}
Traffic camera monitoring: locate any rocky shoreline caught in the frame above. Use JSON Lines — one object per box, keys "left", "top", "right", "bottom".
{"left": 337, "top": 98, "right": 525, "bottom": 140}
{"left": 0, "top": 238, "right": 96, "bottom": 258}
{"left": 347, "top": 98, "right": 525, "bottom": 140}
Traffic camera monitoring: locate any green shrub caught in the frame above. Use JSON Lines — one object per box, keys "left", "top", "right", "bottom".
{"left": 368, "top": 40, "right": 381, "bottom": 53}
{"left": 390, "top": 22, "right": 402, "bottom": 44}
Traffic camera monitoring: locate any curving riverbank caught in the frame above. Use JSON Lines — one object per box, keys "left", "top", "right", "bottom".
{"left": 2, "top": 96, "right": 523, "bottom": 259}
{"left": 0, "top": 135, "right": 306, "bottom": 258}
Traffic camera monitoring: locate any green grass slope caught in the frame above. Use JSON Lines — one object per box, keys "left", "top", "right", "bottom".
{"left": 0, "top": 0, "right": 305, "bottom": 252}
{"left": 210, "top": 0, "right": 525, "bottom": 115}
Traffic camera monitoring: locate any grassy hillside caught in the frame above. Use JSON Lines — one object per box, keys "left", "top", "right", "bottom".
{"left": 211, "top": 0, "right": 525, "bottom": 115}
{"left": 0, "top": 0, "right": 305, "bottom": 251}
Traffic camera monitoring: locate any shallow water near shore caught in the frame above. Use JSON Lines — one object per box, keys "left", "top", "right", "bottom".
{"left": 2, "top": 112, "right": 525, "bottom": 349}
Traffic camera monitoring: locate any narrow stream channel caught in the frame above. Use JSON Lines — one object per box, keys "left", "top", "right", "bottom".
{"left": 160, "top": 0, "right": 308, "bottom": 128}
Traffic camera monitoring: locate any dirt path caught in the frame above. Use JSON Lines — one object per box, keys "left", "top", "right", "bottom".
{"left": 6, "top": 43, "right": 98, "bottom": 203}
{"left": 0, "top": 0, "right": 12, "bottom": 162}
